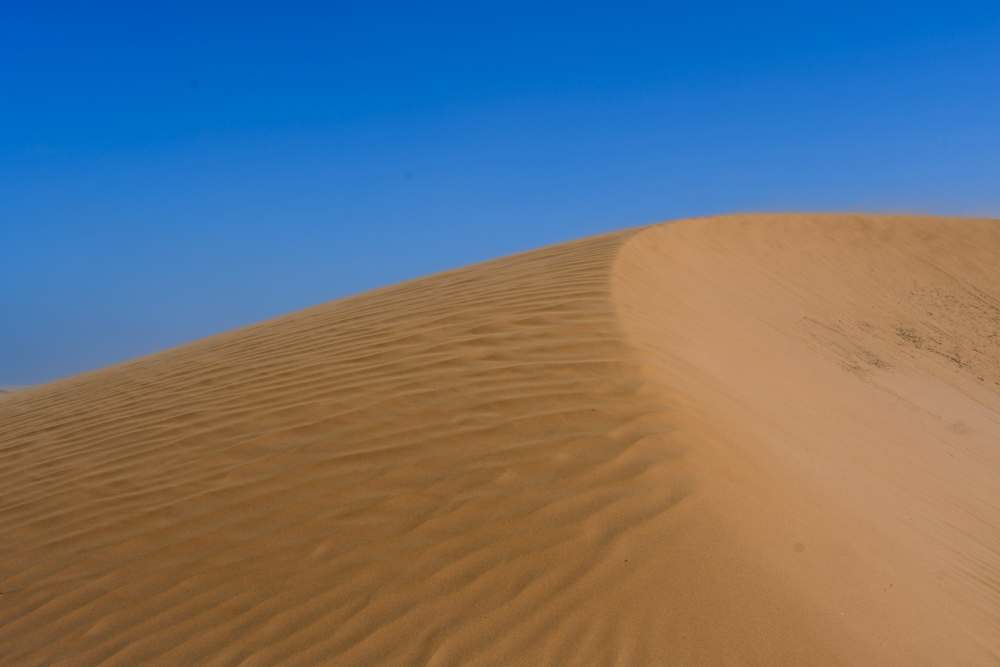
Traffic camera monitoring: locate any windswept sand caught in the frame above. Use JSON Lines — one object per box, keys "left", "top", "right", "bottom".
{"left": 1, "top": 214, "right": 999, "bottom": 665}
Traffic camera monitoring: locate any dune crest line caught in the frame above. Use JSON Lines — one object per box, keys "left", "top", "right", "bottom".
{"left": 2, "top": 214, "right": 999, "bottom": 665}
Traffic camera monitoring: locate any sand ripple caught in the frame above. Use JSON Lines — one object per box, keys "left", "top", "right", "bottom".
{"left": 2, "top": 215, "right": 999, "bottom": 665}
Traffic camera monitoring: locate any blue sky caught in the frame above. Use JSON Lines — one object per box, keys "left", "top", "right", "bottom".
{"left": 3, "top": 1, "right": 999, "bottom": 385}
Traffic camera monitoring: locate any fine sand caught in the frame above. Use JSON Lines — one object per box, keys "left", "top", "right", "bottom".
{"left": 1, "top": 214, "right": 998, "bottom": 665}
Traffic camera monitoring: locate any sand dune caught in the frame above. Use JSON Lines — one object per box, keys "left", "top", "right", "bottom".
{"left": 1, "top": 214, "right": 998, "bottom": 665}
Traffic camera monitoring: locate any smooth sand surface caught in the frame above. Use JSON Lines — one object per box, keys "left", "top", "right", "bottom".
{"left": 1, "top": 214, "right": 998, "bottom": 665}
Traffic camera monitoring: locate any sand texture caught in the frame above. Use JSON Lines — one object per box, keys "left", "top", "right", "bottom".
{"left": 1, "top": 214, "right": 999, "bottom": 665}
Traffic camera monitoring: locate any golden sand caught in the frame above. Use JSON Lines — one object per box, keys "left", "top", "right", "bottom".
{"left": 2, "top": 215, "right": 998, "bottom": 665}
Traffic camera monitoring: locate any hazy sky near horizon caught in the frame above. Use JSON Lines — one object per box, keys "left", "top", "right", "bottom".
{"left": 3, "top": 1, "right": 999, "bottom": 385}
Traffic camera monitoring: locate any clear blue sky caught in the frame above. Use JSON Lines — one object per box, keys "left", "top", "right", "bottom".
{"left": 3, "top": 1, "right": 999, "bottom": 386}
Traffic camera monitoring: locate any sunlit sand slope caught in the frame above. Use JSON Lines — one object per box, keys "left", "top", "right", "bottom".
{"left": 1, "top": 215, "right": 999, "bottom": 665}
{"left": 613, "top": 215, "right": 1000, "bottom": 664}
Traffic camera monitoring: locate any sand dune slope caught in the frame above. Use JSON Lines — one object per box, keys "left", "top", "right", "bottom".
{"left": 1, "top": 215, "right": 999, "bottom": 665}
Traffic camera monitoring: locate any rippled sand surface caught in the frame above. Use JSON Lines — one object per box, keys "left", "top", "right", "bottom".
{"left": 2, "top": 215, "right": 998, "bottom": 665}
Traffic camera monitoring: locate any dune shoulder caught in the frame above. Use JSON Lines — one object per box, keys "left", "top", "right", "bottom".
{"left": 1, "top": 214, "right": 998, "bottom": 665}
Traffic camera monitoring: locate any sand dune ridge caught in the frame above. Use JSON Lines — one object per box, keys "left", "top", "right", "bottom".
{"left": 1, "top": 214, "right": 999, "bottom": 665}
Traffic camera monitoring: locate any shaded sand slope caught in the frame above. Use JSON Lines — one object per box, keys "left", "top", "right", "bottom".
{"left": 1, "top": 215, "right": 999, "bottom": 665}
{"left": 0, "top": 229, "right": 683, "bottom": 666}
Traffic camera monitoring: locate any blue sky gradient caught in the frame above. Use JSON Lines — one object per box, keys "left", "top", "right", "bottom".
{"left": 3, "top": 1, "right": 999, "bottom": 385}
